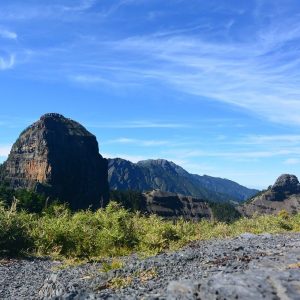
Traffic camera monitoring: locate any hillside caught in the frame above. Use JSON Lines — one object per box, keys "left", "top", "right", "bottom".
{"left": 240, "top": 174, "right": 300, "bottom": 216}
{"left": 108, "top": 158, "right": 258, "bottom": 203}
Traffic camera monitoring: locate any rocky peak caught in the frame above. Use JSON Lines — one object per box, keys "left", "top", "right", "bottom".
{"left": 1, "top": 113, "right": 109, "bottom": 209}
{"left": 137, "top": 159, "right": 188, "bottom": 176}
{"left": 239, "top": 173, "right": 300, "bottom": 217}
{"left": 272, "top": 174, "right": 300, "bottom": 194}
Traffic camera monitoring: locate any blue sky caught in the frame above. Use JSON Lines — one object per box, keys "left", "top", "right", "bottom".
{"left": 1, "top": 0, "right": 300, "bottom": 189}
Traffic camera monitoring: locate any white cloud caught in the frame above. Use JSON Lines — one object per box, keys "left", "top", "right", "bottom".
{"left": 0, "top": 54, "right": 15, "bottom": 70}
{"left": 245, "top": 135, "right": 300, "bottom": 144}
{"left": 71, "top": 74, "right": 116, "bottom": 86}
{"left": 2, "top": 1, "right": 300, "bottom": 128}
{"left": 0, "top": 28, "right": 17, "bottom": 40}
{"left": 106, "top": 137, "right": 169, "bottom": 147}
{"left": 87, "top": 120, "right": 188, "bottom": 129}
{"left": 62, "top": 0, "right": 97, "bottom": 12}
{"left": 164, "top": 148, "right": 300, "bottom": 160}
{"left": 0, "top": 145, "right": 11, "bottom": 157}
{"left": 284, "top": 158, "right": 300, "bottom": 165}
{"left": 119, "top": 37, "right": 299, "bottom": 124}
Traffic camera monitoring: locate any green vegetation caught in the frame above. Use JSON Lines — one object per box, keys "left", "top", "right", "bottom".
{"left": 0, "top": 183, "right": 50, "bottom": 213}
{"left": 1, "top": 199, "right": 300, "bottom": 259}
{"left": 210, "top": 202, "right": 241, "bottom": 223}
{"left": 109, "top": 190, "right": 146, "bottom": 212}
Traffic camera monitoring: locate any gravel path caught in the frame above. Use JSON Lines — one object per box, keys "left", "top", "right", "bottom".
{"left": 1, "top": 233, "right": 300, "bottom": 299}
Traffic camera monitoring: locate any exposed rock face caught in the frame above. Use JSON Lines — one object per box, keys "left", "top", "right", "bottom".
{"left": 143, "top": 190, "right": 212, "bottom": 220}
{"left": 272, "top": 174, "right": 300, "bottom": 195}
{"left": 240, "top": 174, "right": 300, "bottom": 216}
{"left": 108, "top": 158, "right": 146, "bottom": 192}
{"left": 108, "top": 158, "right": 258, "bottom": 203}
{"left": 1, "top": 113, "right": 109, "bottom": 209}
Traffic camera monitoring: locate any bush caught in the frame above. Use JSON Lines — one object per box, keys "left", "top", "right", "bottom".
{"left": 0, "top": 203, "right": 34, "bottom": 256}
{"left": 31, "top": 202, "right": 138, "bottom": 258}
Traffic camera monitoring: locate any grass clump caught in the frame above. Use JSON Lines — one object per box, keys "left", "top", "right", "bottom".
{"left": 0, "top": 201, "right": 300, "bottom": 260}
{"left": 100, "top": 259, "right": 124, "bottom": 273}
{"left": 107, "top": 276, "right": 133, "bottom": 289}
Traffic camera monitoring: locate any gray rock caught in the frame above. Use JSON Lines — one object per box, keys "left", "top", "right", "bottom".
{"left": 1, "top": 233, "right": 300, "bottom": 299}
{"left": 167, "top": 281, "right": 198, "bottom": 300}
{"left": 239, "top": 232, "right": 257, "bottom": 239}
{"left": 272, "top": 174, "right": 300, "bottom": 194}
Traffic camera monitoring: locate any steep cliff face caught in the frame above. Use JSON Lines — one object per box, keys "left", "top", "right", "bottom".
{"left": 143, "top": 190, "right": 212, "bottom": 220}
{"left": 1, "top": 113, "right": 109, "bottom": 209}
{"left": 108, "top": 158, "right": 258, "bottom": 203}
{"left": 240, "top": 174, "right": 300, "bottom": 216}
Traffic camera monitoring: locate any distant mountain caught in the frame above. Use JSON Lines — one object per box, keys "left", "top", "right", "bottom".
{"left": 239, "top": 174, "right": 300, "bottom": 216}
{"left": 108, "top": 158, "right": 258, "bottom": 203}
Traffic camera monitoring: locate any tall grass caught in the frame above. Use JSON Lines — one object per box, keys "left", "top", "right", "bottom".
{"left": 1, "top": 201, "right": 300, "bottom": 259}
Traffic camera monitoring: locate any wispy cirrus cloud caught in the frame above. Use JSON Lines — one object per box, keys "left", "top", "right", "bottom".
{"left": 105, "top": 137, "right": 169, "bottom": 147}
{"left": 242, "top": 135, "right": 300, "bottom": 145}
{"left": 2, "top": 0, "right": 300, "bottom": 129}
{"left": 62, "top": 0, "right": 97, "bottom": 12}
{"left": 163, "top": 147, "right": 300, "bottom": 161}
{"left": 87, "top": 120, "right": 189, "bottom": 129}
{"left": 105, "top": 27, "right": 300, "bottom": 125}
{"left": 0, "top": 54, "right": 15, "bottom": 70}
{"left": 0, "top": 0, "right": 98, "bottom": 20}
{"left": 284, "top": 158, "right": 300, "bottom": 165}
{"left": 0, "top": 28, "right": 17, "bottom": 40}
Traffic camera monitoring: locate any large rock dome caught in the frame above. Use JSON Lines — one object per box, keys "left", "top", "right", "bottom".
{"left": 0, "top": 113, "right": 109, "bottom": 209}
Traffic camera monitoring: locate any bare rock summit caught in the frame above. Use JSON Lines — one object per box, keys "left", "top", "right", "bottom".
{"left": 0, "top": 113, "right": 109, "bottom": 209}
{"left": 272, "top": 174, "right": 300, "bottom": 195}
{"left": 240, "top": 174, "right": 300, "bottom": 216}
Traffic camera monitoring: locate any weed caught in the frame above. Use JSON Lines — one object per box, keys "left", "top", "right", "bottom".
{"left": 100, "top": 259, "right": 124, "bottom": 273}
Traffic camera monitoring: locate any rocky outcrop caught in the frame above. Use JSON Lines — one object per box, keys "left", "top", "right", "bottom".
{"left": 272, "top": 174, "right": 300, "bottom": 196}
{"left": 108, "top": 158, "right": 258, "bottom": 203}
{"left": 240, "top": 174, "right": 300, "bottom": 216}
{"left": 0, "top": 113, "right": 109, "bottom": 209}
{"left": 143, "top": 190, "right": 212, "bottom": 220}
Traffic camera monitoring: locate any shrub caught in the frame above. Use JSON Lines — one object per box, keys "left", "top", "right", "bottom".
{"left": 94, "top": 202, "right": 138, "bottom": 255}
{"left": 0, "top": 203, "right": 34, "bottom": 256}
{"left": 1, "top": 200, "right": 300, "bottom": 260}
{"left": 278, "top": 209, "right": 290, "bottom": 220}
{"left": 31, "top": 202, "right": 138, "bottom": 258}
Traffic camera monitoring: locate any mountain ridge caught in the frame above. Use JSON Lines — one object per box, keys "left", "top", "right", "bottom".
{"left": 108, "top": 157, "right": 258, "bottom": 203}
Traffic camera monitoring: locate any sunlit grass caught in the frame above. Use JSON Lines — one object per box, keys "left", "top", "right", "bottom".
{"left": 0, "top": 201, "right": 299, "bottom": 260}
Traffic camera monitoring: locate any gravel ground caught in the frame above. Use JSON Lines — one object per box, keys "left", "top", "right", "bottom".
{"left": 1, "top": 232, "right": 300, "bottom": 299}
